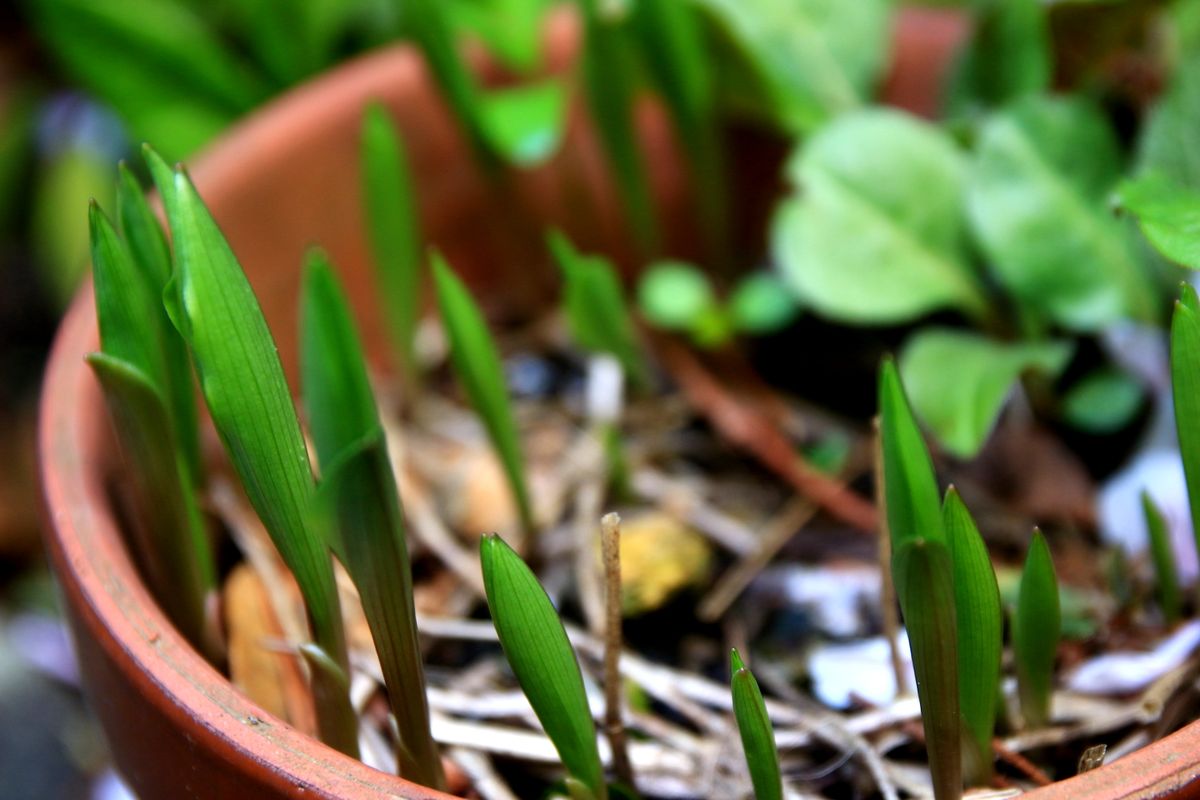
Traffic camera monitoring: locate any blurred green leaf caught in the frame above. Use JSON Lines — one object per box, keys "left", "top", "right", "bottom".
{"left": 945, "top": 0, "right": 1051, "bottom": 116}
{"left": 691, "top": 0, "right": 890, "bottom": 134}
{"left": 728, "top": 273, "right": 799, "bottom": 335}
{"left": 480, "top": 79, "right": 568, "bottom": 167}
{"left": 1137, "top": 55, "right": 1200, "bottom": 191}
{"left": 730, "top": 649, "right": 783, "bottom": 800}
{"left": 878, "top": 359, "right": 944, "bottom": 549}
{"left": 577, "top": 0, "right": 657, "bottom": 251}
{"left": 33, "top": 147, "right": 114, "bottom": 307}
{"left": 943, "top": 488, "right": 1001, "bottom": 785}
{"left": 1142, "top": 491, "right": 1181, "bottom": 625}
{"left": 159, "top": 164, "right": 354, "bottom": 753}
{"left": 360, "top": 104, "right": 423, "bottom": 385}
{"left": 1116, "top": 172, "right": 1200, "bottom": 270}
{"left": 1014, "top": 529, "right": 1060, "bottom": 729}
{"left": 773, "top": 109, "right": 986, "bottom": 324}
{"left": 433, "top": 254, "right": 534, "bottom": 533}
{"left": 637, "top": 261, "right": 716, "bottom": 331}
{"left": 899, "top": 329, "right": 1072, "bottom": 459}
{"left": 449, "top": 0, "right": 553, "bottom": 72}
{"left": 967, "top": 95, "right": 1157, "bottom": 330}
{"left": 481, "top": 534, "right": 606, "bottom": 798}
{"left": 892, "top": 537, "right": 961, "bottom": 800}
{"left": 1171, "top": 283, "right": 1200, "bottom": 559}
{"left": 550, "top": 231, "right": 648, "bottom": 386}
{"left": 1061, "top": 367, "right": 1145, "bottom": 434}
{"left": 116, "top": 163, "right": 201, "bottom": 482}
{"left": 301, "top": 252, "right": 443, "bottom": 786}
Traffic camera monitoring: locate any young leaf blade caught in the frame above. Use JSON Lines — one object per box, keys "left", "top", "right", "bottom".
{"left": 1142, "top": 490, "right": 1182, "bottom": 625}
{"left": 432, "top": 254, "right": 534, "bottom": 534}
{"left": 360, "top": 104, "right": 423, "bottom": 386}
{"left": 730, "top": 649, "right": 783, "bottom": 800}
{"left": 893, "top": 537, "right": 961, "bottom": 800}
{"left": 943, "top": 487, "right": 1001, "bottom": 784}
{"left": 481, "top": 534, "right": 606, "bottom": 798}
{"left": 161, "top": 167, "right": 354, "bottom": 753}
{"left": 1014, "top": 529, "right": 1060, "bottom": 729}
{"left": 1171, "top": 284, "right": 1200, "bottom": 562}
{"left": 301, "top": 252, "right": 443, "bottom": 787}
{"left": 878, "top": 358, "right": 944, "bottom": 548}
{"left": 549, "top": 231, "right": 647, "bottom": 387}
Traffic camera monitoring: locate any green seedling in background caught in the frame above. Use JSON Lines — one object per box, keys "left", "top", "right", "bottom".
{"left": 86, "top": 201, "right": 216, "bottom": 659}
{"left": 730, "top": 649, "right": 782, "bottom": 800}
{"left": 481, "top": 534, "right": 608, "bottom": 799}
{"left": 550, "top": 230, "right": 648, "bottom": 387}
{"left": 145, "top": 150, "right": 356, "bottom": 755}
{"left": 637, "top": 262, "right": 797, "bottom": 348}
{"left": 943, "top": 488, "right": 1001, "bottom": 785}
{"left": 361, "top": 104, "right": 424, "bottom": 391}
{"left": 1142, "top": 491, "right": 1181, "bottom": 625}
{"left": 1117, "top": 172, "right": 1200, "bottom": 270}
{"left": 878, "top": 359, "right": 961, "bottom": 800}
{"left": 1013, "top": 530, "right": 1060, "bottom": 730}
{"left": 577, "top": 0, "right": 657, "bottom": 252}
{"left": 301, "top": 252, "right": 443, "bottom": 786}
{"left": 1172, "top": 284, "right": 1200, "bottom": 562}
{"left": 433, "top": 254, "right": 535, "bottom": 537}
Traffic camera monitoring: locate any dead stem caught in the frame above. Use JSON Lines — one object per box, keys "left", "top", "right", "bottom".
{"left": 872, "top": 417, "right": 908, "bottom": 701}
{"left": 601, "top": 512, "right": 636, "bottom": 790}
{"left": 697, "top": 497, "right": 816, "bottom": 621}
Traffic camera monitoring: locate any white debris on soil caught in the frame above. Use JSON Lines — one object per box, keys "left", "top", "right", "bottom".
{"left": 759, "top": 562, "right": 881, "bottom": 638}
{"left": 808, "top": 632, "right": 915, "bottom": 709}
{"left": 1067, "top": 619, "right": 1200, "bottom": 695}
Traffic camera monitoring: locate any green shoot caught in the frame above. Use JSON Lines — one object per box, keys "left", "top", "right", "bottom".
{"left": 729, "top": 649, "right": 783, "bottom": 800}
{"left": 577, "top": 0, "right": 658, "bottom": 251}
{"left": 87, "top": 203, "right": 215, "bottom": 658}
{"left": 879, "top": 360, "right": 960, "bottom": 800}
{"left": 1141, "top": 491, "right": 1181, "bottom": 625}
{"left": 1171, "top": 283, "right": 1200, "bottom": 561}
{"left": 481, "top": 534, "right": 607, "bottom": 799}
{"left": 549, "top": 230, "right": 648, "bottom": 387}
{"left": 301, "top": 251, "right": 443, "bottom": 787}
{"left": 943, "top": 488, "right": 1001, "bottom": 785}
{"left": 1117, "top": 172, "right": 1200, "bottom": 270}
{"left": 432, "top": 254, "right": 534, "bottom": 536}
{"left": 299, "top": 643, "right": 360, "bottom": 758}
{"left": 146, "top": 151, "right": 356, "bottom": 755}
{"left": 115, "top": 162, "right": 201, "bottom": 481}
{"left": 1014, "top": 529, "right": 1060, "bottom": 730}
{"left": 360, "top": 104, "right": 423, "bottom": 390}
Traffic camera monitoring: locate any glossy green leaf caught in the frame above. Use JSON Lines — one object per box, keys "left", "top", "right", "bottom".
{"left": 550, "top": 231, "right": 647, "bottom": 386}
{"left": 773, "top": 109, "right": 986, "bottom": 324}
{"left": 728, "top": 273, "right": 799, "bottom": 335}
{"left": 480, "top": 79, "right": 568, "bottom": 167}
{"left": 360, "top": 104, "right": 423, "bottom": 385}
{"left": 1137, "top": 56, "right": 1200, "bottom": 191}
{"left": 945, "top": 0, "right": 1050, "bottom": 116}
{"left": 481, "top": 534, "right": 606, "bottom": 798}
{"left": 1116, "top": 172, "right": 1200, "bottom": 270}
{"left": 577, "top": 0, "right": 657, "bottom": 250}
{"left": 943, "top": 488, "right": 1001, "bottom": 785}
{"left": 433, "top": 254, "right": 534, "bottom": 533}
{"left": 301, "top": 252, "right": 442, "bottom": 785}
{"left": 1171, "top": 283, "right": 1200, "bottom": 558}
{"left": 730, "top": 649, "right": 783, "bottom": 800}
{"left": 892, "top": 537, "right": 961, "bottom": 800}
{"left": 116, "top": 163, "right": 201, "bottom": 482}
{"left": 86, "top": 354, "right": 214, "bottom": 659}
{"left": 637, "top": 262, "right": 716, "bottom": 331}
{"left": 1061, "top": 368, "right": 1145, "bottom": 434}
{"left": 159, "top": 166, "right": 354, "bottom": 752}
{"left": 1142, "top": 491, "right": 1181, "bottom": 625}
{"left": 898, "top": 329, "right": 1072, "bottom": 458}
{"left": 967, "top": 95, "right": 1157, "bottom": 330}
{"left": 691, "top": 0, "right": 890, "bottom": 134}
{"left": 1013, "top": 530, "right": 1060, "bottom": 729}
{"left": 878, "top": 359, "right": 944, "bottom": 549}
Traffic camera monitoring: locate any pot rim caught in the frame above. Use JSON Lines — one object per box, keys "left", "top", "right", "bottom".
{"left": 37, "top": 8, "right": 1200, "bottom": 800}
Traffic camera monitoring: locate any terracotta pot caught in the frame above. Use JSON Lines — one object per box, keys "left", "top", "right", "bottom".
{"left": 40, "top": 7, "right": 1200, "bottom": 800}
